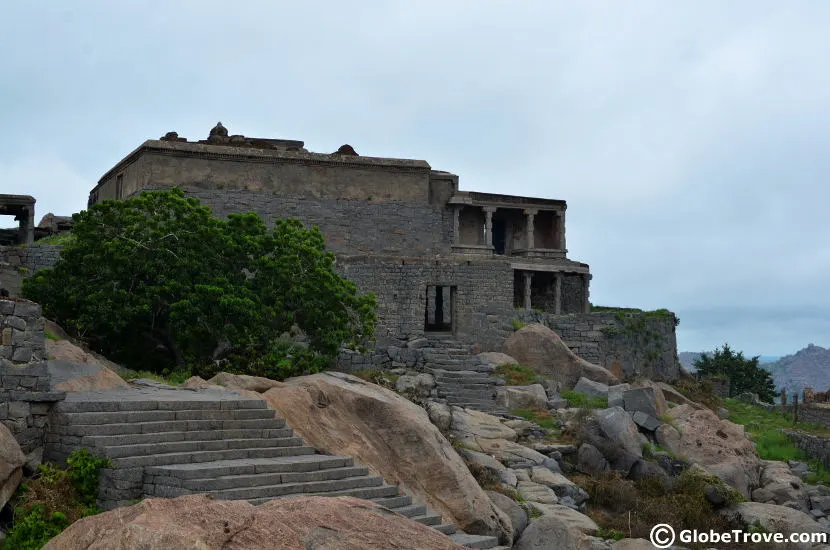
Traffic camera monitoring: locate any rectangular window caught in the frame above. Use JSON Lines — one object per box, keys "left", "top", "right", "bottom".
{"left": 424, "top": 285, "right": 456, "bottom": 332}
{"left": 116, "top": 174, "right": 124, "bottom": 199}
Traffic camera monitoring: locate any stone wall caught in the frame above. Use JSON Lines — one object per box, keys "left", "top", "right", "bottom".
{"left": 777, "top": 404, "right": 830, "bottom": 429}
{"left": 515, "top": 310, "right": 681, "bottom": 381}
{"left": 0, "top": 244, "right": 62, "bottom": 297}
{"left": 784, "top": 430, "right": 830, "bottom": 468}
{"left": 338, "top": 256, "right": 514, "bottom": 346}
{"left": 0, "top": 360, "right": 65, "bottom": 461}
{"left": 1, "top": 298, "right": 47, "bottom": 363}
{"left": 170, "top": 187, "right": 454, "bottom": 257}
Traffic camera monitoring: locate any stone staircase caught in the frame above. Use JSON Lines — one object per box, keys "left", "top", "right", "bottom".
{"left": 420, "top": 338, "right": 508, "bottom": 415}
{"left": 46, "top": 388, "right": 504, "bottom": 549}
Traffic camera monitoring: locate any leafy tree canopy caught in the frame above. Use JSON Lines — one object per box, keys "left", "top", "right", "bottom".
{"left": 694, "top": 343, "right": 777, "bottom": 403}
{"left": 23, "top": 188, "right": 376, "bottom": 379}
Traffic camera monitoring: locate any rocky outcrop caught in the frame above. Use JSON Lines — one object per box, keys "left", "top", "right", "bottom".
{"left": 0, "top": 423, "right": 24, "bottom": 510}
{"left": 504, "top": 324, "right": 619, "bottom": 388}
{"left": 45, "top": 337, "right": 132, "bottom": 378}
{"left": 722, "top": 502, "right": 827, "bottom": 545}
{"left": 46, "top": 359, "right": 129, "bottom": 392}
{"left": 259, "top": 372, "right": 512, "bottom": 543}
{"left": 495, "top": 384, "right": 548, "bottom": 410}
{"left": 207, "top": 372, "right": 284, "bottom": 393}
{"left": 655, "top": 404, "right": 761, "bottom": 497}
{"left": 44, "top": 494, "right": 467, "bottom": 550}
{"left": 752, "top": 460, "right": 809, "bottom": 510}
{"left": 477, "top": 352, "right": 519, "bottom": 367}
{"left": 486, "top": 490, "right": 528, "bottom": 542}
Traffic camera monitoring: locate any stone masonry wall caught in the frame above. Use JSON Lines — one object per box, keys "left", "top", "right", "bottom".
{"left": 1, "top": 298, "right": 47, "bottom": 363}
{"left": 1, "top": 361, "right": 65, "bottom": 460}
{"left": 171, "top": 187, "right": 454, "bottom": 257}
{"left": 0, "top": 244, "right": 63, "bottom": 297}
{"left": 515, "top": 310, "right": 681, "bottom": 382}
{"left": 784, "top": 430, "right": 830, "bottom": 468}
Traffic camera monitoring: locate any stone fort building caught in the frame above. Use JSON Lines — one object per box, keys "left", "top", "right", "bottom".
{"left": 88, "top": 123, "right": 592, "bottom": 348}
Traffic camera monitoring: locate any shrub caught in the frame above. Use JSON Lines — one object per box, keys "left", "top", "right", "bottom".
{"left": 511, "top": 318, "right": 527, "bottom": 331}
{"left": 5, "top": 449, "right": 110, "bottom": 549}
{"left": 561, "top": 390, "right": 608, "bottom": 409}
{"left": 510, "top": 408, "right": 560, "bottom": 431}
{"left": 695, "top": 344, "right": 776, "bottom": 402}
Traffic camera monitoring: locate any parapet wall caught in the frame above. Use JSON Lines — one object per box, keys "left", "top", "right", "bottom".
{"left": 1, "top": 298, "right": 47, "bottom": 363}
{"left": 0, "top": 360, "right": 65, "bottom": 457}
{"left": 515, "top": 310, "right": 681, "bottom": 382}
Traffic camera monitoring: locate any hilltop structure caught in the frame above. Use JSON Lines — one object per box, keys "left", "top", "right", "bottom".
{"left": 87, "top": 123, "right": 591, "bottom": 346}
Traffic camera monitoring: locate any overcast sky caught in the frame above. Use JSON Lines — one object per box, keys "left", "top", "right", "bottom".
{"left": 2, "top": 1, "right": 829, "bottom": 356}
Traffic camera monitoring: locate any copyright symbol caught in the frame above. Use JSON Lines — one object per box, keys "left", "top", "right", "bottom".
{"left": 650, "top": 524, "right": 675, "bottom": 548}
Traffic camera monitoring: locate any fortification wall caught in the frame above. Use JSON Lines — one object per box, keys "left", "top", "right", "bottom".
{"left": 785, "top": 430, "right": 830, "bottom": 468}
{"left": 0, "top": 244, "right": 62, "bottom": 297}
{"left": 514, "top": 310, "right": 681, "bottom": 381}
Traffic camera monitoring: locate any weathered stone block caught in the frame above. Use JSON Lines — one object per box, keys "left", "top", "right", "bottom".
{"left": 11, "top": 347, "right": 32, "bottom": 363}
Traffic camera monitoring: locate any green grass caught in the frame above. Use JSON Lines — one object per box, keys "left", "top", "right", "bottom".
{"left": 511, "top": 318, "right": 527, "bottom": 331}
{"left": 561, "top": 390, "right": 608, "bottom": 409}
{"left": 44, "top": 329, "right": 61, "bottom": 341}
{"left": 724, "top": 398, "right": 830, "bottom": 484}
{"left": 510, "top": 408, "right": 560, "bottom": 431}
{"left": 35, "top": 233, "right": 74, "bottom": 246}
{"left": 493, "top": 363, "right": 538, "bottom": 386}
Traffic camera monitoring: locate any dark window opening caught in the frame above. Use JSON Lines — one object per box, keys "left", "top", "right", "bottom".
{"left": 424, "top": 285, "right": 455, "bottom": 332}
{"left": 493, "top": 219, "right": 506, "bottom": 255}
{"left": 116, "top": 174, "right": 124, "bottom": 200}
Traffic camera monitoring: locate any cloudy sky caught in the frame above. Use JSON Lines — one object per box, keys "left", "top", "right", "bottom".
{"left": 2, "top": 1, "right": 829, "bottom": 356}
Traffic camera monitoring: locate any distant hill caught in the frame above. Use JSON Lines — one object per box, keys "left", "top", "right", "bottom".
{"left": 765, "top": 344, "right": 830, "bottom": 395}
{"left": 678, "top": 350, "right": 780, "bottom": 372}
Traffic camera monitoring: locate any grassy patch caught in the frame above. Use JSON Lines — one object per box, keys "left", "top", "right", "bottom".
{"left": 724, "top": 398, "right": 830, "bottom": 484}
{"left": 572, "top": 469, "right": 745, "bottom": 546}
{"left": 123, "top": 369, "right": 192, "bottom": 386}
{"left": 511, "top": 318, "right": 527, "bottom": 331}
{"left": 673, "top": 378, "right": 722, "bottom": 411}
{"left": 352, "top": 369, "right": 399, "bottom": 390}
{"left": 44, "top": 329, "right": 61, "bottom": 341}
{"left": 35, "top": 233, "right": 74, "bottom": 246}
{"left": 493, "top": 363, "right": 538, "bottom": 386}
{"left": 561, "top": 390, "right": 608, "bottom": 409}
{"left": 510, "top": 408, "right": 560, "bottom": 431}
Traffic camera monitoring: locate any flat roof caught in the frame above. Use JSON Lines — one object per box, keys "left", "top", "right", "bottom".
{"left": 449, "top": 190, "right": 566, "bottom": 209}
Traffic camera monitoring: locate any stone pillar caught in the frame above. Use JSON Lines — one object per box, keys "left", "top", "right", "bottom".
{"left": 483, "top": 207, "right": 496, "bottom": 247}
{"left": 524, "top": 209, "right": 537, "bottom": 250}
{"left": 452, "top": 206, "right": 460, "bottom": 244}
{"left": 523, "top": 272, "right": 532, "bottom": 310}
{"left": 583, "top": 273, "right": 591, "bottom": 313}
{"left": 20, "top": 206, "right": 35, "bottom": 245}
{"left": 554, "top": 272, "right": 563, "bottom": 314}
{"left": 558, "top": 210, "right": 566, "bottom": 250}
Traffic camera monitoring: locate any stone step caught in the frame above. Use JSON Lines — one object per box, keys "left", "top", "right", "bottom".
{"left": 429, "top": 365, "right": 494, "bottom": 374}
{"left": 449, "top": 533, "right": 502, "bottom": 549}
{"left": 387, "top": 503, "right": 427, "bottom": 518}
{"left": 82, "top": 428, "right": 294, "bottom": 447}
{"left": 53, "top": 408, "right": 276, "bottom": 426}
{"left": 372, "top": 494, "right": 412, "bottom": 509}
{"left": 102, "top": 437, "right": 307, "bottom": 459}
{"left": 151, "top": 466, "right": 372, "bottom": 492}
{"left": 113, "top": 445, "right": 317, "bottom": 469}
{"left": 53, "top": 417, "right": 286, "bottom": 437}
{"left": 174, "top": 474, "right": 386, "bottom": 500}
{"left": 410, "top": 513, "right": 443, "bottom": 526}
{"left": 146, "top": 455, "right": 355, "bottom": 479}
{"left": 433, "top": 523, "right": 457, "bottom": 535}
{"left": 437, "top": 389, "right": 497, "bottom": 399}
{"left": 247, "top": 483, "right": 401, "bottom": 505}
{"left": 54, "top": 398, "right": 267, "bottom": 413}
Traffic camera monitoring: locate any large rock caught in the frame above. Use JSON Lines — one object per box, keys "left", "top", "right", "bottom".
{"left": 514, "top": 514, "right": 596, "bottom": 550}
{"left": 0, "top": 423, "right": 25, "bottom": 510}
{"left": 655, "top": 404, "right": 761, "bottom": 497}
{"left": 395, "top": 373, "right": 435, "bottom": 397}
{"left": 622, "top": 387, "right": 665, "bottom": 419}
{"left": 486, "top": 490, "right": 528, "bottom": 541}
{"left": 43, "top": 494, "right": 467, "bottom": 550}
{"left": 504, "top": 324, "right": 619, "bottom": 388}
{"left": 260, "top": 372, "right": 512, "bottom": 543}
{"left": 207, "top": 372, "right": 284, "bottom": 393}
{"left": 477, "top": 352, "right": 519, "bottom": 367}
{"left": 577, "top": 408, "right": 643, "bottom": 475}
{"left": 752, "top": 460, "right": 809, "bottom": 509}
{"left": 495, "top": 384, "right": 548, "bottom": 410}
{"left": 573, "top": 377, "right": 609, "bottom": 399}
{"left": 656, "top": 382, "right": 705, "bottom": 409}
{"left": 596, "top": 407, "right": 644, "bottom": 457}
{"left": 721, "top": 502, "right": 828, "bottom": 544}
{"left": 577, "top": 443, "right": 610, "bottom": 475}
{"left": 527, "top": 503, "right": 599, "bottom": 535}
{"left": 459, "top": 448, "right": 518, "bottom": 488}
{"left": 450, "top": 407, "right": 518, "bottom": 442}
{"left": 45, "top": 359, "right": 130, "bottom": 392}
{"left": 607, "top": 383, "right": 631, "bottom": 408}
{"left": 45, "top": 338, "right": 132, "bottom": 378}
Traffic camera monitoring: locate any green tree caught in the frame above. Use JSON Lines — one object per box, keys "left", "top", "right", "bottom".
{"left": 23, "top": 188, "right": 376, "bottom": 378}
{"left": 694, "top": 343, "right": 776, "bottom": 402}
